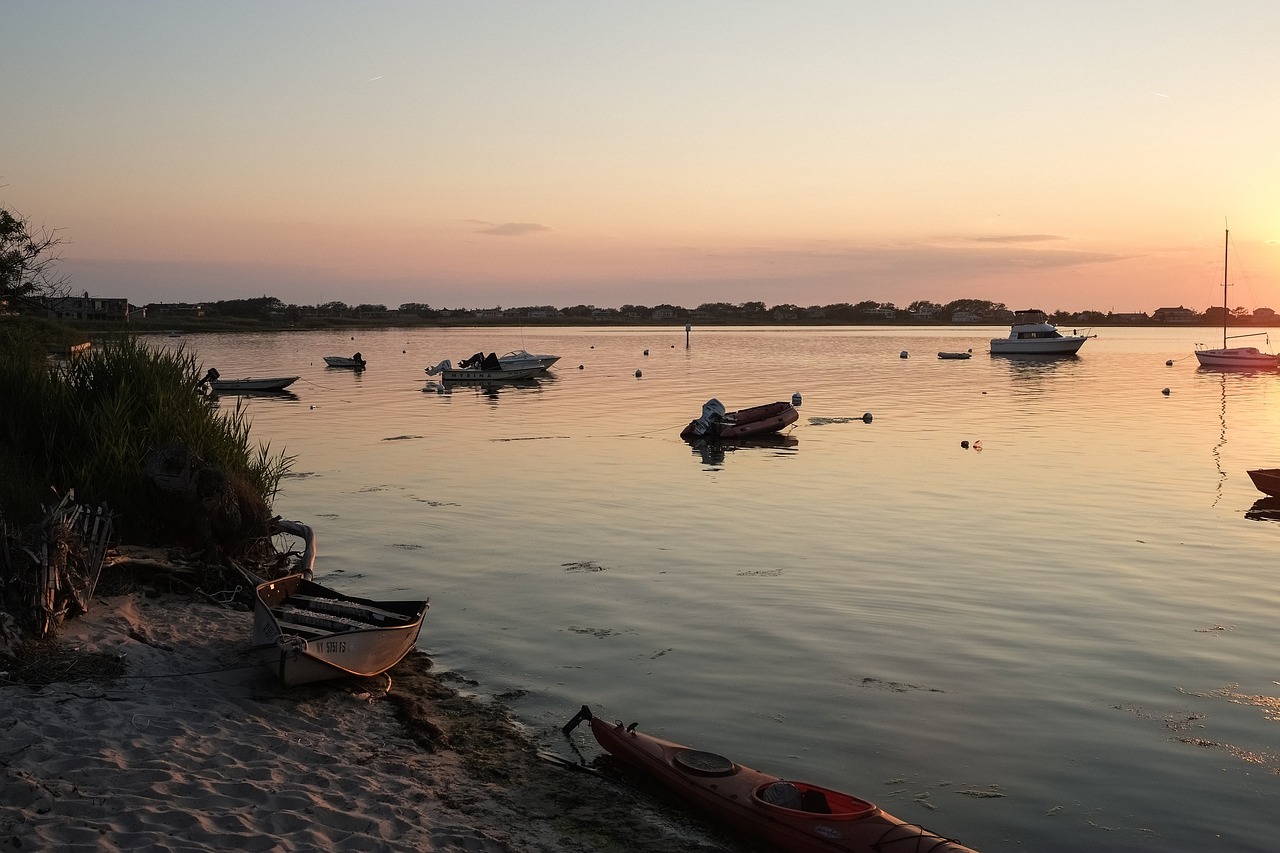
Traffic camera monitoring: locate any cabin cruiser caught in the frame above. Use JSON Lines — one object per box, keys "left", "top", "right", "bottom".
{"left": 989, "top": 310, "right": 1092, "bottom": 355}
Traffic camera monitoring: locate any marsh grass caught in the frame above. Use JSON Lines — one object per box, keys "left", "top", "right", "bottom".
{"left": 0, "top": 329, "right": 292, "bottom": 537}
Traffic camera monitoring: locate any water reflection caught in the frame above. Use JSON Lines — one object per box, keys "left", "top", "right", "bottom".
{"left": 1245, "top": 497, "right": 1280, "bottom": 523}
{"left": 422, "top": 377, "right": 543, "bottom": 401}
{"left": 990, "top": 352, "right": 1079, "bottom": 376}
{"left": 208, "top": 389, "right": 300, "bottom": 402}
{"left": 686, "top": 434, "right": 799, "bottom": 467}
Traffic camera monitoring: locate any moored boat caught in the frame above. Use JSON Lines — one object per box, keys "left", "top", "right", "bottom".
{"left": 498, "top": 349, "right": 560, "bottom": 371}
{"left": 425, "top": 352, "right": 543, "bottom": 382}
{"left": 680, "top": 399, "right": 799, "bottom": 440}
{"left": 1246, "top": 468, "right": 1280, "bottom": 497}
{"left": 564, "top": 706, "right": 980, "bottom": 853}
{"left": 989, "top": 310, "right": 1092, "bottom": 355}
{"left": 1194, "top": 230, "right": 1280, "bottom": 370}
{"left": 323, "top": 352, "right": 367, "bottom": 369}
{"left": 199, "top": 368, "right": 299, "bottom": 393}
{"left": 252, "top": 574, "right": 428, "bottom": 687}
{"left": 938, "top": 350, "right": 973, "bottom": 360}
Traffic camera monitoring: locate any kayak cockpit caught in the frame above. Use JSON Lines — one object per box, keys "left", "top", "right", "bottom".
{"left": 754, "top": 780, "right": 879, "bottom": 820}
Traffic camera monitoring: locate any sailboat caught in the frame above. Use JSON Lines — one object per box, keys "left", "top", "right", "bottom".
{"left": 1194, "top": 229, "right": 1280, "bottom": 369}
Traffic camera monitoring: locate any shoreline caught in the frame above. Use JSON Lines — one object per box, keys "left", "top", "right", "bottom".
{"left": 1, "top": 590, "right": 744, "bottom": 852}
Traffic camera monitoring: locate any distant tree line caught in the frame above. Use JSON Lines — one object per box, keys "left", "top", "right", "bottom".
{"left": 142, "top": 296, "right": 1268, "bottom": 327}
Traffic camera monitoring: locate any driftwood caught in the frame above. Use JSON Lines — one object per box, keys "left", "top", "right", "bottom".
{"left": 0, "top": 479, "right": 315, "bottom": 657}
{"left": 0, "top": 492, "right": 114, "bottom": 641}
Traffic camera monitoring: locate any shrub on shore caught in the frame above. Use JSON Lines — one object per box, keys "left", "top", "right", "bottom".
{"left": 0, "top": 328, "right": 291, "bottom": 547}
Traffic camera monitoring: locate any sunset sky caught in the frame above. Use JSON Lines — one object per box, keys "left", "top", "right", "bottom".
{"left": 5, "top": 2, "right": 1280, "bottom": 313}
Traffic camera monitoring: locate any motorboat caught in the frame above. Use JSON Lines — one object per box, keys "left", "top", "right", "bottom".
{"left": 1194, "top": 230, "right": 1280, "bottom": 370}
{"left": 199, "top": 368, "right": 298, "bottom": 393}
{"left": 252, "top": 573, "right": 428, "bottom": 687}
{"left": 680, "top": 399, "right": 799, "bottom": 441}
{"left": 323, "top": 352, "right": 367, "bottom": 369}
{"left": 425, "top": 352, "right": 543, "bottom": 382}
{"left": 1246, "top": 468, "right": 1280, "bottom": 497}
{"left": 498, "top": 349, "right": 560, "bottom": 371}
{"left": 563, "top": 706, "right": 980, "bottom": 853}
{"left": 989, "top": 310, "right": 1092, "bottom": 355}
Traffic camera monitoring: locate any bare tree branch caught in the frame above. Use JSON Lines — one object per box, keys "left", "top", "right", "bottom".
{"left": 0, "top": 207, "right": 72, "bottom": 308}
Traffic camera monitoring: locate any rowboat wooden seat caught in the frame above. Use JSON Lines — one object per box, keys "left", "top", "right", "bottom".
{"left": 271, "top": 619, "right": 331, "bottom": 638}
{"left": 289, "top": 594, "right": 413, "bottom": 625}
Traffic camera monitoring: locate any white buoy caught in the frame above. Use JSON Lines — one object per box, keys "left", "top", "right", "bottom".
{"left": 578, "top": 364, "right": 584, "bottom": 370}
{"left": 791, "top": 392, "right": 802, "bottom": 407}
{"left": 1162, "top": 387, "right": 1171, "bottom": 395}
{"left": 900, "top": 351, "right": 908, "bottom": 359}
{"left": 1165, "top": 359, "right": 1174, "bottom": 366}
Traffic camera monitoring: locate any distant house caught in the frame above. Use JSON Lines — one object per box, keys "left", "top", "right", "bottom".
{"left": 950, "top": 311, "right": 982, "bottom": 323}
{"left": 147, "top": 302, "right": 205, "bottom": 318}
{"left": 1153, "top": 306, "right": 1198, "bottom": 323}
{"left": 867, "top": 307, "right": 896, "bottom": 319}
{"left": 772, "top": 308, "right": 797, "bottom": 321}
{"left": 1254, "top": 307, "right": 1277, "bottom": 322}
{"left": 1113, "top": 312, "right": 1149, "bottom": 323}
{"left": 45, "top": 295, "right": 133, "bottom": 322}
{"left": 652, "top": 307, "right": 675, "bottom": 320}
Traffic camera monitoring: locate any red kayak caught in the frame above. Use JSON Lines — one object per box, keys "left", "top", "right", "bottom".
{"left": 680, "top": 399, "right": 799, "bottom": 440}
{"left": 565, "top": 706, "right": 980, "bottom": 853}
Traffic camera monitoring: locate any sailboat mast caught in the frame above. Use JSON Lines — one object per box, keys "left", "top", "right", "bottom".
{"left": 1222, "top": 228, "right": 1229, "bottom": 349}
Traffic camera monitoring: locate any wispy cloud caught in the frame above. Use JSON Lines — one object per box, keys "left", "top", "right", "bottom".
{"left": 969, "top": 234, "right": 1067, "bottom": 244}
{"left": 473, "top": 222, "right": 552, "bottom": 237}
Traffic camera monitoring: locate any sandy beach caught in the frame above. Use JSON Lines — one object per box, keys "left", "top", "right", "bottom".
{"left": 1, "top": 590, "right": 745, "bottom": 852}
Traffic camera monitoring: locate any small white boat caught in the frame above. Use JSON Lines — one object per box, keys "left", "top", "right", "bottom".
{"left": 498, "top": 349, "right": 560, "bottom": 371}
{"left": 1194, "top": 229, "right": 1280, "bottom": 370}
{"left": 425, "top": 353, "right": 543, "bottom": 382}
{"left": 323, "top": 352, "right": 367, "bottom": 369}
{"left": 990, "top": 310, "right": 1092, "bottom": 355}
{"left": 200, "top": 369, "right": 298, "bottom": 393}
{"left": 252, "top": 573, "right": 428, "bottom": 687}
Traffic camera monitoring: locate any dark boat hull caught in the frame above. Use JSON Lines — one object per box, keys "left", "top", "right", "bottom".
{"left": 1247, "top": 468, "right": 1280, "bottom": 497}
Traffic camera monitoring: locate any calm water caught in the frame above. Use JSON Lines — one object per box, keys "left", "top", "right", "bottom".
{"left": 162, "top": 326, "right": 1280, "bottom": 852}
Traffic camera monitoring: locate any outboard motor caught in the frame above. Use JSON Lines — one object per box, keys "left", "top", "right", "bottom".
{"left": 199, "top": 367, "right": 219, "bottom": 388}
{"left": 686, "top": 398, "right": 727, "bottom": 438}
{"left": 425, "top": 359, "right": 453, "bottom": 376}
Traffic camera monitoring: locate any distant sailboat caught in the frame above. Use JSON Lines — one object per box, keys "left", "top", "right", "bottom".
{"left": 1194, "top": 229, "right": 1280, "bottom": 370}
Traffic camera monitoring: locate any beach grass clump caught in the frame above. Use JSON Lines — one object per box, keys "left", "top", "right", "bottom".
{"left": 0, "top": 329, "right": 292, "bottom": 543}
